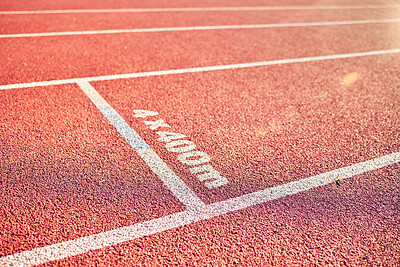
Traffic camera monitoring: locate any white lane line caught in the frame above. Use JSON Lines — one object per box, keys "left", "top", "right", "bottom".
{"left": 77, "top": 80, "right": 206, "bottom": 211}
{"left": 0, "top": 5, "right": 398, "bottom": 14}
{"left": 1, "top": 152, "right": 399, "bottom": 266}
{"left": 1, "top": 49, "right": 400, "bottom": 91}
{"left": 1, "top": 18, "right": 400, "bottom": 38}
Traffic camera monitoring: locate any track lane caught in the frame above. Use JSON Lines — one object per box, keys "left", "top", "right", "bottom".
{"left": 2, "top": 153, "right": 398, "bottom": 265}
{"left": 1, "top": 22, "right": 399, "bottom": 85}
{"left": 92, "top": 53, "right": 400, "bottom": 203}
{"left": 0, "top": 84, "right": 186, "bottom": 257}
{"left": 1, "top": 0, "right": 399, "bottom": 265}
{"left": 1, "top": 8, "right": 399, "bottom": 34}
{"left": 44, "top": 164, "right": 400, "bottom": 266}
{"left": 0, "top": 0, "right": 394, "bottom": 11}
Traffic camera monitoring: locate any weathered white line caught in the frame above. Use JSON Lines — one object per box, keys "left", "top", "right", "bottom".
{"left": 1, "top": 152, "right": 399, "bottom": 266}
{"left": 0, "top": 78, "right": 80, "bottom": 90}
{"left": 1, "top": 49, "right": 400, "bottom": 91}
{"left": 0, "top": 5, "right": 398, "bottom": 14}
{"left": 76, "top": 80, "right": 206, "bottom": 210}
{"left": 1, "top": 18, "right": 400, "bottom": 38}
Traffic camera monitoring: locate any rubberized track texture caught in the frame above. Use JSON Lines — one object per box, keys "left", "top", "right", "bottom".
{"left": 1, "top": 0, "right": 400, "bottom": 266}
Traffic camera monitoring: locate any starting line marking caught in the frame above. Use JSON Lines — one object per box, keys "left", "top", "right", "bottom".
{"left": 1, "top": 49, "right": 400, "bottom": 91}
{"left": 1, "top": 49, "right": 400, "bottom": 265}
{"left": 1, "top": 152, "right": 399, "bottom": 266}
{"left": 0, "top": 5, "right": 399, "bottom": 14}
{"left": 77, "top": 80, "right": 206, "bottom": 211}
{"left": 1, "top": 18, "right": 400, "bottom": 38}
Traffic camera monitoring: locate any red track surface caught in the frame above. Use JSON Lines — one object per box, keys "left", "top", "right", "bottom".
{"left": 0, "top": 0, "right": 390, "bottom": 11}
{"left": 0, "top": 85, "right": 185, "bottom": 256}
{"left": 1, "top": 9, "right": 398, "bottom": 34}
{"left": 1, "top": 0, "right": 399, "bottom": 266}
{"left": 2, "top": 23, "right": 400, "bottom": 85}
{"left": 96, "top": 56, "right": 400, "bottom": 203}
{"left": 51, "top": 165, "right": 400, "bottom": 266}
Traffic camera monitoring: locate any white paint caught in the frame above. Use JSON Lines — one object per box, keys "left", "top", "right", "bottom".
{"left": 133, "top": 109, "right": 159, "bottom": 118}
{"left": 165, "top": 140, "right": 196, "bottom": 153}
{"left": 0, "top": 5, "right": 398, "bottom": 14}
{"left": 137, "top": 148, "right": 206, "bottom": 209}
{"left": 76, "top": 81, "right": 205, "bottom": 210}
{"left": 144, "top": 119, "right": 170, "bottom": 130}
{"left": 0, "top": 39, "right": 399, "bottom": 267}
{"left": 1, "top": 49, "right": 400, "bottom": 91}
{"left": 204, "top": 176, "right": 229, "bottom": 189}
{"left": 1, "top": 152, "right": 398, "bottom": 266}
{"left": 0, "top": 78, "right": 80, "bottom": 90}
{"left": 134, "top": 110, "right": 227, "bottom": 189}
{"left": 157, "top": 131, "right": 186, "bottom": 142}
{"left": 190, "top": 164, "right": 215, "bottom": 177}
{"left": 0, "top": 11, "right": 397, "bottom": 266}
{"left": 190, "top": 165, "right": 229, "bottom": 189}
{"left": 1, "top": 18, "right": 399, "bottom": 38}
{"left": 177, "top": 151, "right": 211, "bottom": 165}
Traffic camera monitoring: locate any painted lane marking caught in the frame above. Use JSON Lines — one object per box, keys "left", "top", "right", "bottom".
{"left": 77, "top": 81, "right": 206, "bottom": 210}
{"left": 1, "top": 18, "right": 400, "bottom": 38}
{"left": 133, "top": 110, "right": 228, "bottom": 189}
{"left": 1, "top": 152, "right": 399, "bottom": 266}
{"left": 1, "top": 49, "right": 400, "bottom": 91}
{"left": 0, "top": 5, "right": 398, "bottom": 14}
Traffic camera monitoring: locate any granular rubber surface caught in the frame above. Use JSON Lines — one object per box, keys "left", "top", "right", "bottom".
{"left": 0, "top": 84, "right": 185, "bottom": 256}
{"left": 1, "top": 0, "right": 399, "bottom": 266}
{"left": 1, "top": 23, "right": 400, "bottom": 85}
{"left": 47, "top": 164, "right": 400, "bottom": 266}
{"left": 95, "top": 55, "right": 400, "bottom": 203}
{"left": 1, "top": 9, "right": 399, "bottom": 34}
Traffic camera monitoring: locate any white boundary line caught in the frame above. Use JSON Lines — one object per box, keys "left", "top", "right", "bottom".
{"left": 77, "top": 81, "right": 206, "bottom": 210}
{"left": 1, "top": 152, "right": 399, "bottom": 266}
{"left": 1, "top": 49, "right": 400, "bottom": 91}
{"left": 1, "top": 19, "right": 400, "bottom": 38}
{"left": 0, "top": 5, "right": 399, "bottom": 14}
{"left": 1, "top": 49, "right": 400, "bottom": 265}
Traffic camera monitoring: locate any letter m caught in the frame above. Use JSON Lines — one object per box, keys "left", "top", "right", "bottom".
{"left": 190, "top": 165, "right": 228, "bottom": 189}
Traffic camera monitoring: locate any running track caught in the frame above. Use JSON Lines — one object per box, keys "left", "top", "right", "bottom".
{"left": 1, "top": 0, "right": 400, "bottom": 266}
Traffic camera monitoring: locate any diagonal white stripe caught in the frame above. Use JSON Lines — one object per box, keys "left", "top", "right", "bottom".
{"left": 1, "top": 19, "right": 400, "bottom": 38}
{"left": 77, "top": 80, "right": 206, "bottom": 210}
{"left": 1, "top": 152, "right": 398, "bottom": 266}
